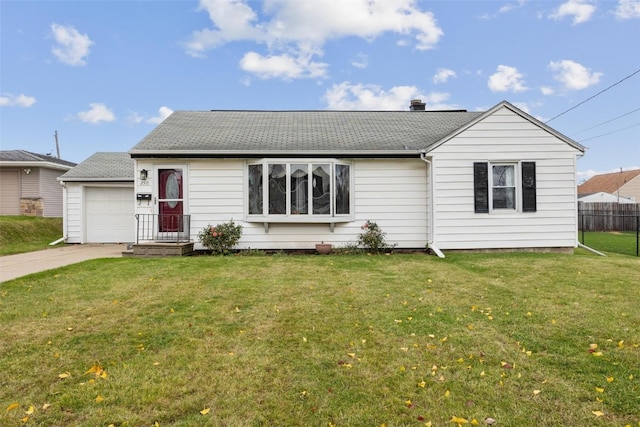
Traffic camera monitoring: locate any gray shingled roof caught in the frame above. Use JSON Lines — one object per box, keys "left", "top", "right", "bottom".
{"left": 129, "top": 110, "right": 484, "bottom": 156}
{"left": 59, "top": 152, "right": 134, "bottom": 181}
{"left": 0, "top": 150, "right": 76, "bottom": 168}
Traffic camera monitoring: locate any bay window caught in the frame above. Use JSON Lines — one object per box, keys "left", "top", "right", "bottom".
{"left": 247, "top": 160, "right": 351, "bottom": 219}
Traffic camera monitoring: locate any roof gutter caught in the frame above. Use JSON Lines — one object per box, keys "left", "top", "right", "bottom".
{"left": 128, "top": 150, "right": 424, "bottom": 159}
{"left": 0, "top": 161, "right": 74, "bottom": 171}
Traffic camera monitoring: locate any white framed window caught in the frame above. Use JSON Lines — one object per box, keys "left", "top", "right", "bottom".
{"left": 247, "top": 160, "right": 352, "bottom": 220}
{"left": 491, "top": 164, "right": 516, "bottom": 210}
{"left": 474, "top": 161, "right": 537, "bottom": 213}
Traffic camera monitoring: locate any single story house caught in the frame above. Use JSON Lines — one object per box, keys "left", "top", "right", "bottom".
{"left": 578, "top": 169, "right": 640, "bottom": 203}
{"left": 58, "top": 152, "right": 135, "bottom": 243}
{"left": 100, "top": 99, "right": 583, "bottom": 253}
{"left": 0, "top": 150, "right": 76, "bottom": 217}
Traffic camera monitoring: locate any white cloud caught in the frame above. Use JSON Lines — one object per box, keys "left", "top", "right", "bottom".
{"left": 540, "top": 86, "right": 555, "bottom": 95}
{"left": 614, "top": 0, "right": 640, "bottom": 19}
{"left": 549, "top": 0, "right": 595, "bottom": 25}
{"left": 0, "top": 93, "right": 36, "bottom": 107}
{"left": 147, "top": 106, "right": 174, "bottom": 124}
{"left": 240, "top": 51, "right": 328, "bottom": 79}
{"left": 323, "top": 82, "right": 455, "bottom": 111}
{"left": 127, "top": 106, "right": 174, "bottom": 124}
{"left": 50, "top": 23, "right": 94, "bottom": 66}
{"left": 487, "top": 65, "right": 527, "bottom": 93}
{"left": 432, "top": 68, "right": 456, "bottom": 84}
{"left": 324, "top": 82, "right": 421, "bottom": 110}
{"left": 185, "top": 0, "right": 443, "bottom": 80}
{"left": 350, "top": 53, "right": 369, "bottom": 69}
{"left": 76, "top": 103, "right": 116, "bottom": 124}
{"left": 548, "top": 60, "right": 602, "bottom": 90}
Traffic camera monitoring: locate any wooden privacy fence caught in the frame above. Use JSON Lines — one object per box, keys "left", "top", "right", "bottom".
{"left": 578, "top": 202, "right": 640, "bottom": 232}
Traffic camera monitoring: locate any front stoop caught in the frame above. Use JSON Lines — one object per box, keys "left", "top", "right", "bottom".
{"left": 124, "top": 242, "right": 195, "bottom": 257}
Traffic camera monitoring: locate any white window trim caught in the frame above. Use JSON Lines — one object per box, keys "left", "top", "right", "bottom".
{"left": 489, "top": 162, "right": 520, "bottom": 213}
{"left": 244, "top": 159, "right": 354, "bottom": 227}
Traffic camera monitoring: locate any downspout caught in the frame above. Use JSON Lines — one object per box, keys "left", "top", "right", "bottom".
{"left": 420, "top": 152, "right": 445, "bottom": 258}
{"left": 50, "top": 180, "right": 68, "bottom": 246}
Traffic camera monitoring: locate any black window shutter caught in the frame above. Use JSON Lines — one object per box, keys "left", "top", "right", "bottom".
{"left": 521, "top": 162, "right": 537, "bottom": 212}
{"left": 473, "top": 162, "right": 489, "bottom": 213}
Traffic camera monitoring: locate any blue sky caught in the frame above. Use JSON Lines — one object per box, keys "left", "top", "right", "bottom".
{"left": 1, "top": 0, "right": 639, "bottom": 182}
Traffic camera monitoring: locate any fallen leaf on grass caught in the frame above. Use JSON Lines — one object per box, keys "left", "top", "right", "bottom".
{"left": 450, "top": 416, "right": 468, "bottom": 424}
{"left": 6, "top": 403, "right": 20, "bottom": 412}
{"left": 42, "top": 403, "right": 51, "bottom": 410}
{"left": 533, "top": 390, "right": 541, "bottom": 395}
{"left": 58, "top": 372, "right": 71, "bottom": 379}
{"left": 25, "top": 405, "right": 34, "bottom": 415}
{"left": 21, "top": 416, "right": 29, "bottom": 423}
{"left": 595, "top": 387, "right": 604, "bottom": 393}
{"left": 592, "top": 410, "right": 604, "bottom": 417}
{"left": 200, "top": 407, "right": 210, "bottom": 415}
{"left": 95, "top": 395, "right": 104, "bottom": 403}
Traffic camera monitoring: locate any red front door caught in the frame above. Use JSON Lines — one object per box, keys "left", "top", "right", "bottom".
{"left": 158, "top": 168, "right": 183, "bottom": 232}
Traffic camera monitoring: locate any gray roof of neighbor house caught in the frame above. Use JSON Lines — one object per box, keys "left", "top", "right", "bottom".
{"left": 58, "top": 152, "right": 134, "bottom": 182}
{"left": 129, "top": 109, "right": 485, "bottom": 157}
{"left": 0, "top": 150, "right": 77, "bottom": 169}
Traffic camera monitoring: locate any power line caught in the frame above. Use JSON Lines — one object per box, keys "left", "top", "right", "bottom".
{"left": 572, "top": 107, "right": 640, "bottom": 136}
{"left": 546, "top": 67, "right": 640, "bottom": 123}
{"left": 578, "top": 122, "right": 640, "bottom": 143}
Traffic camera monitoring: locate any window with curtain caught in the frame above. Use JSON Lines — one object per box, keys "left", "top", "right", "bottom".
{"left": 248, "top": 161, "right": 351, "bottom": 218}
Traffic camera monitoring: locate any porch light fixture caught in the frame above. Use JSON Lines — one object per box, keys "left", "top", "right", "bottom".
{"left": 140, "top": 169, "right": 148, "bottom": 181}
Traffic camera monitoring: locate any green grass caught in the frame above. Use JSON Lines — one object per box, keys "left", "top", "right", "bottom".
{"left": 0, "top": 216, "right": 63, "bottom": 255}
{"left": 580, "top": 231, "right": 639, "bottom": 257}
{"left": 1, "top": 252, "right": 639, "bottom": 426}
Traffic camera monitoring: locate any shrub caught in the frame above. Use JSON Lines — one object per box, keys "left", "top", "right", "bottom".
{"left": 357, "top": 220, "right": 396, "bottom": 254}
{"left": 198, "top": 220, "right": 243, "bottom": 255}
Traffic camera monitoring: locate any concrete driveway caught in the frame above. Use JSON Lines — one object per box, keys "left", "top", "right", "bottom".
{"left": 0, "top": 244, "right": 126, "bottom": 283}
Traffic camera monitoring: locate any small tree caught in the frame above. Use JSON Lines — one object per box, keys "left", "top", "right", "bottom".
{"left": 357, "top": 220, "right": 396, "bottom": 254}
{"left": 198, "top": 220, "right": 243, "bottom": 255}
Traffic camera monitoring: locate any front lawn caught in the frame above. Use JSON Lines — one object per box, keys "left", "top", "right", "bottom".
{"left": 1, "top": 252, "right": 638, "bottom": 426}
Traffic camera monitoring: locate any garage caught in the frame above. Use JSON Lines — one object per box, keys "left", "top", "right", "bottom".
{"left": 85, "top": 186, "right": 135, "bottom": 243}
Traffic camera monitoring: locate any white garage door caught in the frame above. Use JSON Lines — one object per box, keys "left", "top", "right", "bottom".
{"left": 85, "top": 187, "right": 135, "bottom": 243}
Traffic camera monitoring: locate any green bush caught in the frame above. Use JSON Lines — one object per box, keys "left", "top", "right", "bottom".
{"left": 198, "top": 220, "right": 243, "bottom": 255}
{"left": 357, "top": 220, "right": 396, "bottom": 254}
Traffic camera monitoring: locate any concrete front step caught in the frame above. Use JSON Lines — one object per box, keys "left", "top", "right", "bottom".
{"left": 125, "top": 242, "right": 195, "bottom": 257}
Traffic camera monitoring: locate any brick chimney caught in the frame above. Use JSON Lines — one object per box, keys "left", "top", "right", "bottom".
{"left": 410, "top": 99, "right": 426, "bottom": 111}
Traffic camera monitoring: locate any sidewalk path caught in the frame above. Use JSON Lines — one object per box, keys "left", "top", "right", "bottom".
{"left": 0, "top": 244, "right": 126, "bottom": 283}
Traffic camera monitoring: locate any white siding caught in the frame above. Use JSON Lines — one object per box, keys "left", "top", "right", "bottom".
{"left": 135, "top": 158, "right": 429, "bottom": 250}
{"left": 63, "top": 183, "right": 83, "bottom": 243}
{"left": 429, "top": 106, "right": 581, "bottom": 250}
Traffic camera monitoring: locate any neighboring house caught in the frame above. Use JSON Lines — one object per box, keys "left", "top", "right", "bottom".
{"left": 578, "top": 169, "right": 640, "bottom": 203}
{"left": 58, "top": 152, "right": 135, "bottom": 243}
{"left": 116, "top": 100, "right": 586, "bottom": 253}
{"left": 578, "top": 192, "right": 635, "bottom": 204}
{"left": 0, "top": 150, "right": 76, "bottom": 217}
